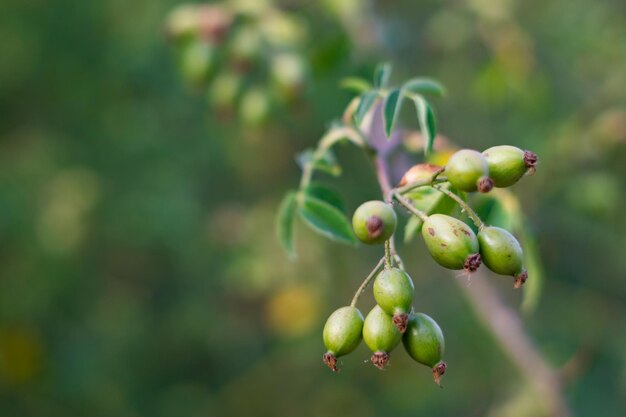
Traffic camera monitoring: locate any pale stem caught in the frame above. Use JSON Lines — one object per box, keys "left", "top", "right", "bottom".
{"left": 391, "top": 190, "right": 429, "bottom": 222}
{"left": 432, "top": 185, "right": 484, "bottom": 230}
{"left": 384, "top": 240, "right": 392, "bottom": 269}
{"left": 350, "top": 257, "right": 385, "bottom": 308}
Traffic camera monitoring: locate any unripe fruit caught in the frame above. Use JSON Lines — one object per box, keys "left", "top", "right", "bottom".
{"left": 477, "top": 226, "right": 528, "bottom": 288}
{"left": 352, "top": 201, "right": 397, "bottom": 245}
{"left": 445, "top": 149, "right": 493, "bottom": 193}
{"left": 403, "top": 312, "right": 447, "bottom": 385}
{"left": 363, "top": 305, "right": 402, "bottom": 370}
{"left": 421, "top": 214, "right": 481, "bottom": 273}
{"left": 373, "top": 268, "right": 414, "bottom": 333}
{"left": 398, "top": 163, "right": 442, "bottom": 186}
{"left": 322, "top": 306, "right": 364, "bottom": 372}
{"left": 482, "top": 146, "right": 538, "bottom": 187}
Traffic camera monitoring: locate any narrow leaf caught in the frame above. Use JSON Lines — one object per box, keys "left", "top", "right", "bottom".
{"left": 411, "top": 95, "right": 437, "bottom": 156}
{"left": 276, "top": 191, "right": 297, "bottom": 259}
{"left": 354, "top": 91, "right": 379, "bottom": 126}
{"left": 340, "top": 77, "right": 373, "bottom": 94}
{"left": 373, "top": 62, "right": 392, "bottom": 88}
{"left": 520, "top": 230, "right": 544, "bottom": 314}
{"left": 404, "top": 215, "right": 423, "bottom": 244}
{"left": 303, "top": 183, "right": 346, "bottom": 213}
{"left": 298, "top": 193, "right": 357, "bottom": 245}
{"left": 403, "top": 78, "right": 446, "bottom": 97}
{"left": 383, "top": 88, "right": 402, "bottom": 139}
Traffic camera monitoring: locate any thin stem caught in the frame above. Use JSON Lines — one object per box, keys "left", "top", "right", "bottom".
{"left": 350, "top": 257, "right": 385, "bottom": 307}
{"left": 370, "top": 148, "right": 403, "bottom": 270}
{"left": 299, "top": 126, "right": 367, "bottom": 189}
{"left": 391, "top": 190, "right": 429, "bottom": 222}
{"left": 384, "top": 240, "right": 392, "bottom": 269}
{"left": 433, "top": 185, "right": 485, "bottom": 230}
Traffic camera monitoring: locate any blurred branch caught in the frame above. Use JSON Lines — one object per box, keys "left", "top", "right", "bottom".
{"left": 457, "top": 272, "right": 573, "bottom": 417}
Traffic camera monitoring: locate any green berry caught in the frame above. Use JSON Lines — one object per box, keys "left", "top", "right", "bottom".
{"left": 477, "top": 226, "right": 528, "bottom": 288}
{"left": 373, "top": 268, "right": 414, "bottom": 333}
{"left": 322, "top": 306, "right": 364, "bottom": 372}
{"left": 352, "top": 201, "right": 397, "bottom": 245}
{"left": 362, "top": 305, "right": 402, "bottom": 370}
{"left": 421, "top": 214, "right": 481, "bottom": 272}
{"left": 403, "top": 312, "right": 447, "bottom": 385}
{"left": 445, "top": 149, "right": 493, "bottom": 193}
{"left": 482, "top": 146, "right": 538, "bottom": 187}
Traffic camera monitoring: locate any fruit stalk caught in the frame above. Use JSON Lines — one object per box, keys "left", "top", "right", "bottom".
{"left": 350, "top": 257, "right": 386, "bottom": 308}
{"left": 431, "top": 185, "right": 485, "bottom": 230}
{"left": 390, "top": 190, "right": 429, "bottom": 221}
{"left": 384, "top": 239, "right": 392, "bottom": 269}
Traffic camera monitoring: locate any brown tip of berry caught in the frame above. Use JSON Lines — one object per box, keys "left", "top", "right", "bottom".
{"left": 432, "top": 361, "right": 447, "bottom": 386}
{"left": 323, "top": 352, "right": 338, "bottom": 372}
{"left": 478, "top": 176, "right": 494, "bottom": 193}
{"left": 464, "top": 253, "right": 481, "bottom": 273}
{"left": 514, "top": 270, "right": 528, "bottom": 289}
{"left": 392, "top": 313, "right": 409, "bottom": 333}
{"left": 523, "top": 151, "right": 538, "bottom": 173}
{"left": 371, "top": 351, "right": 390, "bottom": 370}
{"left": 366, "top": 216, "right": 384, "bottom": 238}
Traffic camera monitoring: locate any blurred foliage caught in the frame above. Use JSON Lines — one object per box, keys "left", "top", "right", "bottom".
{"left": 0, "top": 0, "right": 625, "bottom": 416}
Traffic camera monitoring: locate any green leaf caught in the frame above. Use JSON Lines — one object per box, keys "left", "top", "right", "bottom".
{"left": 404, "top": 215, "right": 423, "bottom": 244}
{"left": 373, "top": 62, "right": 392, "bottom": 88}
{"left": 403, "top": 78, "right": 446, "bottom": 97}
{"left": 303, "top": 183, "right": 346, "bottom": 213}
{"left": 383, "top": 88, "right": 402, "bottom": 139}
{"left": 340, "top": 77, "right": 373, "bottom": 94}
{"left": 276, "top": 191, "right": 297, "bottom": 259}
{"left": 353, "top": 90, "right": 379, "bottom": 126}
{"left": 411, "top": 95, "right": 437, "bottom": 156}
{"left": 520, "top": 230, "right": 544, "bottom": 315}
{"left": 298, "top": 193, "right": 357, "bottom": 245}
{"left": 296, "top": 148, "right": 341, "bottom": 177}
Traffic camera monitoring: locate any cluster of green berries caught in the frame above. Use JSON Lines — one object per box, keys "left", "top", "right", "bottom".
{"left": 322, "top": 145, "right": 537, "bottom": 383}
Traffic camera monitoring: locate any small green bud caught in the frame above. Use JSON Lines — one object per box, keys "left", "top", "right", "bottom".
{"left": 403, "top": 312, "right": 447, "bottom": 385}
{"left": 352, "top": 201, "right": 397, "bottom": 245}
{"left": 445, "top": 149, "right": 493, "bottom": 193}
{"left": 477, "top": 226, "right": 528, "bottom": 288}
{"left": 363, "top": 305, "right": 402, "bottom": 370}
{"left": 482, "top": 146, "right": 538, "bottom": 187}
{"left": 421, "top": 214, "right": 481, "bottom": 273}
{"left": 373, "top": 268, "right": 414, "bottom": 333}
{"left": 322, "top": 306, "right": 364, "bottom": 372}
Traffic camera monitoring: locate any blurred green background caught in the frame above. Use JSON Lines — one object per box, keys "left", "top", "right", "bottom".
{"left": 1, "top": 0, "right": 625, "bottom": 416}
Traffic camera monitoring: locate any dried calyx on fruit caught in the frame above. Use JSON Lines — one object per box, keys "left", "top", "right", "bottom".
{"left": 421, "top": 214, "right": 481, "bottom": 273}
{"left": 363, "top": 305, "right": 402, "bottom": 369}
{"left": 403, "top": 312, "right": 447, "bottom": 386}
{"left": 477, "top": 226, "right": 528, "bottom": 288}
{"left": 352, "top": 201, "right": 397, "bottom": 245}
{"left": 482, "top": 145, "right": 538, "bottom": 187}
{"left": 445, "top": 149, "right": 493, "bottom": 193}
{"left": 322, "top": 306, "right": 364, "bottom": 372}
{"left": 373, "top": 268, "right": 414, "bottom": 333}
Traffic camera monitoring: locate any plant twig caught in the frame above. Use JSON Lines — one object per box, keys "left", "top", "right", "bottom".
{"left": 350, "top": 257, "right": 385, "bottom": 307}
{"left": 432, "top": 185, "right": 485, "bottom": 230}
{"left": 457, "top": 271, "right": 572, "bottom": 417}
{"left": 384, "top": 240, "right": 392, "bottom": 269}
{"left": 390, "top": 190, "right": 429, "bottom": 222}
